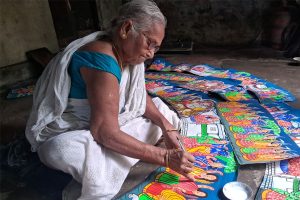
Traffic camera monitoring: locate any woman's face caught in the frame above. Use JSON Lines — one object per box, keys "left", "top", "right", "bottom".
{"left": 121, "top": 22, "right": 165, "bottom": 65}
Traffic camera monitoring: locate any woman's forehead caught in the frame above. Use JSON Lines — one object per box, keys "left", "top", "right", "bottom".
{"left": 147, "top": 22, "right": 165, "bottom": 34}
{"left": 145, "top": 23, "right": 165, "bottom": 43}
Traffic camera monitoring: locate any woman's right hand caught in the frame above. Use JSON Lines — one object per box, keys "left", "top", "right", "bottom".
{"left": 165, "top": 149, "right": 196, "bottom": 181}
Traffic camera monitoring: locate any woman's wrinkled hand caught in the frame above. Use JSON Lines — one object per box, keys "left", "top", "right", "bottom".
{"left": 166, "top": 149, "right": 196, "bottom": 181}
{"left": 163, "top": 129, "right": 182, "bottom": 149}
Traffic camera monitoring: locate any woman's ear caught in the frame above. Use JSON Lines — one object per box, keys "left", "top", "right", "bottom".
{"left": 120, "top": 20, "right": 133, "bottom": 39}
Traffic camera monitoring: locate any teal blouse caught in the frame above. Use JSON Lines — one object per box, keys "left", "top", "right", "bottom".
{"left": 68, "top": 51, "right": 121, "bottom": 99}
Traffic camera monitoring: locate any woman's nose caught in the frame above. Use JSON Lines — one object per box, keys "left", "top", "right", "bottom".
{"left": 145, "top": 49, "right": 154, "bottom": 59}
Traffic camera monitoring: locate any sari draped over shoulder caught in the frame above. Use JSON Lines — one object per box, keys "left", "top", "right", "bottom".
{"left": 25, "top": 31, "right": 147, "bottom": 151}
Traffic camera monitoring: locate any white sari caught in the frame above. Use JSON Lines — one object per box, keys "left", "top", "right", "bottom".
{"left": 25, "top": 32, "right": 180, "bottom": 199}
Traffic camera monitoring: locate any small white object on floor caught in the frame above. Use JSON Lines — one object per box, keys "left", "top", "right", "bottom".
{"left": 293, "top": 57, "right": 300, "bottom": 62}
{"left": 222, "top": 181, "right": 253, "bottom": 200}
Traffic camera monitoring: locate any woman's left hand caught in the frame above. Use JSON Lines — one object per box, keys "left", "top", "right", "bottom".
{"left": 163, "top": 130, "right": 182, "bottom": 149}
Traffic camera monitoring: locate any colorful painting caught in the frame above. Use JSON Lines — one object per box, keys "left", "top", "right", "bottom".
{"left": 215, "top": 86, "right": 254, "bottom": 102}
{"left": 256, "top": 157, "right": 300, "bottom": 200}
{"left": 147, "top": 57, "right": 193, "bottom": 73}
{"left": 172, "top": 63, "right": 193, "bottom": 73}
{"left": 145, "top": 80, "right": 174, "bottom": 94}
{"left": 166, "top": 98, "right": 215, "bottom": 118}
{"left": 118, "top": 135, "right": 238, "bottom": 200}
{"left": 145, "top": 78, "right": 219, "bottom": 124}
{"left": 142, "top": 57, "right": 300, "bottom": 199}
{"left": 245, "top": 81, "right": 295, "bottom": 102}
{"left": 162, "top": 92, "right": 220, "bottom": 124}
{"left": 160, "top": 90, "right": 220, "bottom": 124}
{"left": 228, "top": 70, "right": 295, "bottom": 102}
{"left": 265, "top": 157, "right": 300, "bottom": 177}
{"left": 172, "top": 77, "right": 255, "bottom": 102}
{"left": 147, "top": 57, "right": 174, "bottom": 71}
{"left": 186, "top": 111, "right": 221, "bottom": 124}
{"left": 7, "top": 84, "right": 35, "bottom": 99}
{"left": 145, "top": 72, "right": 198, "bottom": 82}
{"left": 216, "top": 101, "right": 300, "bottom": 164}
{"left": 175, "top": 78, "right": 239, "bottom": 94}
{"left": 189, "top": 64, "right": 231, "bottom": 79}
{"left": 262, "top": 102, "right": 300, "bottom": 147}
{"left": 190, "top": 65, "right": 295, "bottom": 102}
{"left": 146, "top": 57, "right": 295, "bottom": 102}
{"left": 180, "top": 122, "right": 226, "bottom": 140}
{"left": 256, "top": 175, "right": 300, "bottom": 200}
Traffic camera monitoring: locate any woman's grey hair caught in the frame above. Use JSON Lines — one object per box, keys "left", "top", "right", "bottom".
{"left": 107, "top": 0, "right": 167, "bottom": 37}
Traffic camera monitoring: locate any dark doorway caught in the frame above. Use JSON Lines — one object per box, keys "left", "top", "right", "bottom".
{"left": 48, "top": 0, "right": 100, "bottom": 48}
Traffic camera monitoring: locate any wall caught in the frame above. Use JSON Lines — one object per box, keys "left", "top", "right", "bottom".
{"left": 94, "top": 0, "right": 272, "bottom": 47}
{"left": 0, "top": 0, "right": 59, "bottom": 68}
{"left": 156, "top": 0, "right": 271, "bottom": 46}
{"left": 95, "top": 0, "right": 122, "bottom": 30}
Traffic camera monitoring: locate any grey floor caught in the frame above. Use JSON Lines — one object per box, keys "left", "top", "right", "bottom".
{"left": 1, "top": 47, "right": 299, "bottom": 200}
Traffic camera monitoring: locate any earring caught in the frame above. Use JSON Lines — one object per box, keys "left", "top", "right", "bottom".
{"left": 122, "top": 34, "right": 126, "bottom": 39}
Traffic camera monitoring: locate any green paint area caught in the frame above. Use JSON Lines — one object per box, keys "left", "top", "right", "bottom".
{"left": 193, "top": 124, "right": 223, "bottom": 144}
{"left": 230, "top": 125, "right": 245, "bottom": 134}
{"left": 241, "top": 147, "right": 257, "bottom": 154}
{"left": 225, "top": 91, "right": 239, "bottom": 97}
{"left": 216, "top": 152, "right": 237, "bottom": 173}
{"left": 265, "top": 120, "right": 281, "bottom": 135}
{"left": 139, "top": 193, "right": 153, "bottom": 200}
{"left": 269, "top": 179, "right": 300, "bottom": 200}
{"left": 157, "top": 173, "right": 179, "bottom": 185}
{"left": 246, "top": 134, "right": 266, "bottom": 141}
{"left": 236, "top": 71, "right": 251, "bottom": 76}
{"left": 219, "top": 107, "right": 231, "bottom": 112}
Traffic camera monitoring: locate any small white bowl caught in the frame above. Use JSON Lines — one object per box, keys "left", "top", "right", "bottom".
{"left": 293, "top": 57, "right": 300, "bottom": 62}
{"left": 222, "top": 181, "right": 253, "bottom": 200}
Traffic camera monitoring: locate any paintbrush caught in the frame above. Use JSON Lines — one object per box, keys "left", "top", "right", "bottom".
{"left": 177, "top": 137, "right": 186, "bottom": 152}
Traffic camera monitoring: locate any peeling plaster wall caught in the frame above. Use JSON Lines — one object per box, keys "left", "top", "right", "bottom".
{"left": 0, "top": 0, "right": 59, "bottom": 68}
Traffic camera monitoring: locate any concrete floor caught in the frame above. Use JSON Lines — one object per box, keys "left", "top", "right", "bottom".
{"left": 1, "top": 47, "right": 299, "bottom": 200}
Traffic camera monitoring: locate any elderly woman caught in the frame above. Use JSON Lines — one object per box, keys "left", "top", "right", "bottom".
{"left": 25, "top": 0, "right": 195, "bottom": 199}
